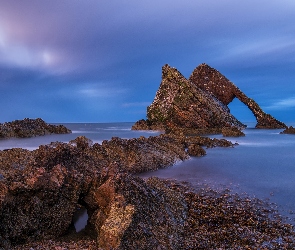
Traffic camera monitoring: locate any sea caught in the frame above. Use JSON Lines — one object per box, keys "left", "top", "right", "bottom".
{"left": 1, "top": 122, "right": 295, "bottom": 225}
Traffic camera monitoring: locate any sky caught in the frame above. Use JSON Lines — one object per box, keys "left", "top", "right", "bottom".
{"left": 0, "top": 0, "right": 294, "bottom": 123}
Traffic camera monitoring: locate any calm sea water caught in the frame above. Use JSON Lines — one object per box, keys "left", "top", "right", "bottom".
{"left": 1, "top": 122, "right": 295, "bottom": 223}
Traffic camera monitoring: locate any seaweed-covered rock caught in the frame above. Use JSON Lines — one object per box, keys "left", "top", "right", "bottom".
{"left": 189, "top": 64, "right": 287, "bottom": 129}
{"left": 222, "top": 127, "right": 245, "bottom": 137}
{"left": 280, "top": 126, "right": 295, "bottom": 134}
{"left": 0, "top": 118, "right": 71, "bottom": 138}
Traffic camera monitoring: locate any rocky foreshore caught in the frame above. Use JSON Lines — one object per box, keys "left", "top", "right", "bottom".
{"left": 1, "top": 135, "right": 295, "bottom": 249}
{"left": 0, "top": 118, "right": 71, "bottom": 138}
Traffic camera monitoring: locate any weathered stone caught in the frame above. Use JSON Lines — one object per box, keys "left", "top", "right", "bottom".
{"left": 189, "top": 63, "right": 287, "bottom": 129}
{"left": 222, "top": 127, "right": 245, "bottom": 137}
{"left": 280, "top": 126, "right": 295, "bottom": 134}
{"left": 134, "top": 64, "right": 245, "bottom": 132}
{"left": 187, "top": 144, "right": 206, "bottom": 157}
{"left": 1, "top": 135, "right": 295, "bottom": 249}
{"left": 0, "top": 118, "right": 71, "bottom": 139}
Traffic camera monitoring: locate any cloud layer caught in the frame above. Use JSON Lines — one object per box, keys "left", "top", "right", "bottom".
{"left": 0, "top": 0, "right": 294, "bottom": 122}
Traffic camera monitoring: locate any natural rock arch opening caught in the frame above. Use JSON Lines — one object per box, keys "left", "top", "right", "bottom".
{"left": 189, "top": 63, "right": 287, "bottom": 129}
{"left": 228, "top": 98, "right": 256, "bottom": 124}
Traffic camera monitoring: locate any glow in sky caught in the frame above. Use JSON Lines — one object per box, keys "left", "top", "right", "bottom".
{"left": 0, "top": 0, "right": 294, "bottom": 123}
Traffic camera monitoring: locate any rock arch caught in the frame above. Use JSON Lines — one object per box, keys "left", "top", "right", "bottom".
{"left": 189, "top": 63, "right": 287, "bottom": 129}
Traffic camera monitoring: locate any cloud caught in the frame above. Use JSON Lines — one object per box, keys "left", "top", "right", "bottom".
{"left": 264, "top": 97, "right": 295, "bottom": 110}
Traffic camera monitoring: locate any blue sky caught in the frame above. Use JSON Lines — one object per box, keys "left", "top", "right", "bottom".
{"left": 0, "top": 0, "right": 294, "bottom": 123}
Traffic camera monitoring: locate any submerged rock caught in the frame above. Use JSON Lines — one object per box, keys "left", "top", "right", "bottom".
{"left": 0, "top": 118, "right": 71, "bottom": 138}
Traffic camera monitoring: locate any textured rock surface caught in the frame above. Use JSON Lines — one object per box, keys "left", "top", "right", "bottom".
{"left": 280, "top": 126, "right": 295, "bottom": 134}
{"left": 133, "top": 63, "right": 287, "bottom": 132}
{"left": 132, "top": 64, "right": 245, "bottom": 132}
{"left": 222, "top": 127, "right": 245, "bottom": 137}
{"left": 189, "top": 63, "right": 287, "bottom": 129}
{"left": 1, "top": 135, "right": 295, "bottom": 249}
{"left": 0, "top": 118, "right": 71, "bottom": 138}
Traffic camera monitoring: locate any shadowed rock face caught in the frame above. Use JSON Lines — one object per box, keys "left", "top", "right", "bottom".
{"left": 134, "top": 64, "right": 245, "bottom": 131}
{"left": 189, "top": 64, "right": 287, "bottom": 129}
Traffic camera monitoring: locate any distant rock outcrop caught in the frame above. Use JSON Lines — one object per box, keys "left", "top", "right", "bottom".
{"left": 0, "top": 118, "right": 71, "bottom": 138}
{"left": 133, "top": 63, "right": 287, "bottom": 132}
{"left": 189, "top": 64, "right": 287, "bottom": 129}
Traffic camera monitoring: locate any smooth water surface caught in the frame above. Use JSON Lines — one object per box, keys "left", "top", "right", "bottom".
{"left": 0, "top": 122, "right": 160, "bottom": 150}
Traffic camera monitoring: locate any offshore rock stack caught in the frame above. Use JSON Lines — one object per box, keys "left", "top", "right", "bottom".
{"left": 132, "top": 63, "right": 287, "bottom": 132}
{"left": 0, "top": 118, "right": 71, "bottom": 138}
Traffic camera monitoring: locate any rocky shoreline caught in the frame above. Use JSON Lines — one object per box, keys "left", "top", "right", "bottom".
{"left": 1, "top": 134, "right": 295, "bottom": 249}
{"left": 1, "top": 63, "right": 293, "bottom": 249}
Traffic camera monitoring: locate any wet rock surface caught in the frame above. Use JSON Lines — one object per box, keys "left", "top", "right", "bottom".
{"left": 280, "top": 126, "right": 295, "bottom": 134}
{"left": 0, "top": 118, "right": 71, "bottom": 138}
{"left": 1, "top": 135, "right": 295, "bottom": 249}
{"left": 133, "top": 63, "right": 286, "bottom": 132}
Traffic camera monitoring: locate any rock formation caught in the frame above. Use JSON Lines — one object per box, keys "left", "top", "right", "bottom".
{"left": 0, "top": 135, "right": 238, "bottom": 248}
{"left": 133, "top": 64, "right": 245, "bottom": 132}
{"left": 1, "top": 135, "right": 295, "bottom": 249}
{"left": 189, "top": 64, "right": 287, "bottom": 129}
{"left": 222, "top": 127, "right": 245, "bottom": 137}
{"left": 280, "top": 126, "right": 295, "bottom": 134}
{"left": 133, "top": 63, "right": 287, "bottom": 132}
{"left": 0, "top": 118, "right": 71, "bottom": 138}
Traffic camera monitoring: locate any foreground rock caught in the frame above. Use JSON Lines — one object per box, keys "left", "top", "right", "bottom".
{"left": 1, "top": 136, "right": 295, "bottom": 249}
{"left": 280, "top": 126, "right": 295, "bottom": 134}
{"left": 0, "top": 118, "right": 71, "bottom": 138}
{"left": 133, "top": 63, "right": 286, "bottom": 132}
